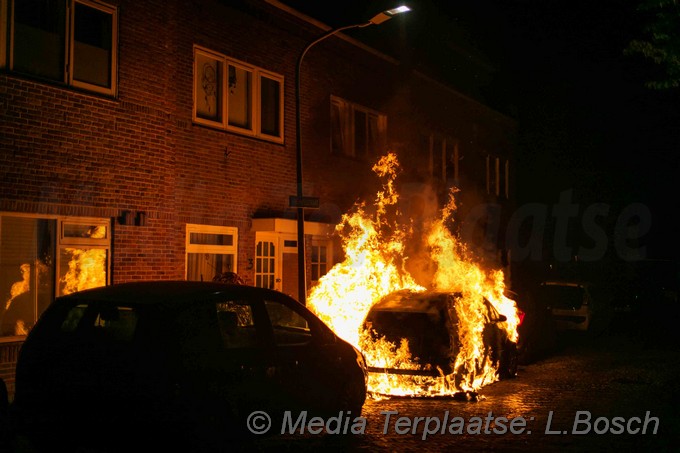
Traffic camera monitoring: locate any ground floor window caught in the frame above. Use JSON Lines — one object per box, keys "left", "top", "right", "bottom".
{"left": 311, "top": 243, "right": 328, "bottom": 283}
{"left": 0, "top": 214, "right": 110, "bottom": 338}
{"left": 185, "top": 224, "right": 238, "bottom": 282}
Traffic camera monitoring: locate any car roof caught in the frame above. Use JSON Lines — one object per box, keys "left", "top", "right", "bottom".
{"left": 370, "top": 289, "right": 462, "bottom": 313}
{"left": 56, "top": 280, "right": 294, "bottom": 306}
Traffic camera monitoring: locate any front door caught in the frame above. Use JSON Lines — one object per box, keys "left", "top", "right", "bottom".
{"left": 254, "top": 233, "right": 280, "bottom": 292}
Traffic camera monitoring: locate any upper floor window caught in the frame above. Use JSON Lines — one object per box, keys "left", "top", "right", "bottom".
{"left": 486, "top": 155, "right": 509, "bottom": 199}
{"left": 3, "top": 0, "right": 118, "bottom": 96}
{"left": 193, "top": 45, "right": 283, "bottom": 143}
{"left": 331, "top": 96, "right": 387, "bottom": 160}
{"left": 423, "top": 133, "right": 459, "bottom": 186}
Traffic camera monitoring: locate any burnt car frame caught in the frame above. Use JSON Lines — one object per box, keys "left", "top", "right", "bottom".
{"left": 10, "top": 281, "right": 368, "bottom": 450}
{"left": 361, "top": 289, "right": 518, "bottom": 385}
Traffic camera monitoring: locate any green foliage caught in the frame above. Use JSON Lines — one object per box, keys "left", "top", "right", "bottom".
{"left": 625, "top": 0, "right": 680, "bottom": 89}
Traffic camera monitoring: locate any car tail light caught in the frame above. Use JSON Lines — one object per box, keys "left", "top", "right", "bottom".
{"left": 517, "top": 310, "right": 525, "bottom": 326}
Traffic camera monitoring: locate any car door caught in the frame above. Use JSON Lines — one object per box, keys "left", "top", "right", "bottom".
{"left": 174, "top": 297, "right": 275, "bottom": 428}
{"left": 259, "top": 293, "right": 351, "bottom": 416}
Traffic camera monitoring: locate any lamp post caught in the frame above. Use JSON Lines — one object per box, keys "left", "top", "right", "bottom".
{"left": 295, "top": 6, "right": 410, "bottom": 304}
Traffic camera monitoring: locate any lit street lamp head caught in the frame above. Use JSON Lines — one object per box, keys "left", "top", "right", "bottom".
{"left": 369, "top": 6, "right": 411, "bottom": 25}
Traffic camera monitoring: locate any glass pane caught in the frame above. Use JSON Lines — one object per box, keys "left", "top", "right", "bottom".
{"left": 354, "top": 110, "right": 367, "bottom": 158}
{"left": 93, "top": 306, "right": 137, "bottom": 342}
{"left": 260, "top": 75, "right": 280, "bottom": 137}
{"left": 12, "top": 0, "right": 66, "bottom": 81}
{"left": 0, "top": 217, "right": 56, "bottom": 337}
{"left": 196, "top": 52, "right": 222, "bottom": 122}
{"left": 433, "top": 137, "right": 443, "bottom": 180}
{"left": 264, "top": 300, "right": 310, "bottom": 345}
{"left": 217, "top": 301, "right": 257, "bottom": 348}
{"left": 59, "top": 247, "right": 107, "bottom": 295}
{"left": 73, "top": 2, "right": 113, "bottom": 88}
{"left": 445, "top": 142, "right": 456, "bottom": 182}
{"left": 186, "top": 253, "right": 234, "bottom": 282}
{"left": 367, "top": 113, "right": 379, "bottom": 156}
{"left": 61, "top": 304, "right": 88, "bottom": 332}
{"left": 228, "top": 65, "right": 252, "bottom": 130}
{"left": 63, "top": 223, "right": 107, "bottom": 239}
{"left": 189, "top": 232, "right": 233, "bottom": 246}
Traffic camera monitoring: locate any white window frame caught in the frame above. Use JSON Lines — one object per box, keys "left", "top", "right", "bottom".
{"left": 7, "top": 0, "right": 118, "bottom": 96}
{"left": 185, "top": 224, "right": 239, "bottom": 281}
{"left": 58, "top": 217, "right": 111, "bottom": 296}
{"left": 486, "top": 154, "right": 491, "bottom": 194}
{"left": 505, "top": 159, "right": 510, "bottom": 199}
{"left": 193, "top": 45, "right": 284, "bottom": 143}
{"left": 330, "top": 95, "right": 387, "bottom": 159}
{"left": 495, "top": 157, "right": 501, "bottom": 197}
{"left": 0, "top": 213, "right": 112, "bottom": 339}
{"left": 426, "top": 134, "right": 459, "bottom": 183}
{"left": 69, "top": 0, "right": 118, "bottom": 95}
{"left": 310, "top": 242, "right": 329, "bottom": 284}
{"left": 0, "top": 0, "right": 7, "bottom": 69}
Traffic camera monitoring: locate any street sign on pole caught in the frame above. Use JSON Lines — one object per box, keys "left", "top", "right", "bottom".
{"left": 289, "top": 195, "right": 320, "bottom": 209}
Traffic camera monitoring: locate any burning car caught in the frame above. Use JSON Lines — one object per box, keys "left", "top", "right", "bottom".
{"left": 10, "top": 281, "right": 368, "bottom": 451}
{"left": 360, "top": 289, "right": 518, "bottom": 396}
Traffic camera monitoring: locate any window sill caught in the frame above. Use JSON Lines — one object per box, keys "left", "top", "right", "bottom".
{"left": 0, "top": 336, "right": 27, "bottom": 344}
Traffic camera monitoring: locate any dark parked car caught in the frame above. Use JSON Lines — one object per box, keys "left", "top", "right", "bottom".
{"left": 538, "top": 280, "right": 611, "bottom": 334}
{"left": 362, "top": 289, "right": 518, "bottom": 385}
{"left": 10, "top": 281, "right": 368, "bottom": 451}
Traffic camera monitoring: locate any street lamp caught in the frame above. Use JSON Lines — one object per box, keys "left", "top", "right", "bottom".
{"left": 294, "top": 5, "right": 410, "bottom": 304}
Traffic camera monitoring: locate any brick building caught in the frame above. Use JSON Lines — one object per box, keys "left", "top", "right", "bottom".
{"left": 0, "top": 0, "right": 515, "bottom": 396}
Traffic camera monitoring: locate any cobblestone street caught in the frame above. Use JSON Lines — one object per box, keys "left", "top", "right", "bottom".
{"left": 248, "top": 328, "right": 680, "bottom": 452}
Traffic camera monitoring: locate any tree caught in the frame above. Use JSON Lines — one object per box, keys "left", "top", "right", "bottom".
{"left": 625, "top": 0, "right": 680, "bottom": 89}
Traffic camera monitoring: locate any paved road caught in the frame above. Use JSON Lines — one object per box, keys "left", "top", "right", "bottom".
{"left": 4, "top": 327, "right": 678, "bottom": 452}
{"left": 247, "top": 329, "right": 680, "bottom": 452}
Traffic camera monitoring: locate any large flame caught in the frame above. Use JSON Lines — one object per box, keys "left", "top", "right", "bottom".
{"left": 307, "top": 153, "right": 519, "bottom": 398}
{"left": 4, "top": 260, "right": 49, "bottom": 335}
{"left": 61, "top": 225, "right": 108, "bottom": 295}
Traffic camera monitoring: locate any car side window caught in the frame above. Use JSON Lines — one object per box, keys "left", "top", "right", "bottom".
{"left": 60, "top": 304, "right": 88, "bottom": 332}
{"left": 263, "top": 300, "right": 312, "bottom": 346}
{"left": 59, "top": 303, "right": 138, "bottom": 342}
{"left": 216, "top": 300, "right": 258, "bottom": 348}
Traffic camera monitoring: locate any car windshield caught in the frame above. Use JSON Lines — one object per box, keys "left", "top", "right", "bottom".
{"left": 365, "top": 307, "right": 451, "bottom": 361}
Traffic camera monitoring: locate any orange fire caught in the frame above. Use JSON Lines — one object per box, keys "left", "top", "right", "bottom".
{"left": 61, "top": 225, "right": 108, "bottom": 295}
{"left": 4, "top": 260, "right": 49, "bottom": 335}
{"left": 307, "top": 153, "right": 519, "bottom": 397}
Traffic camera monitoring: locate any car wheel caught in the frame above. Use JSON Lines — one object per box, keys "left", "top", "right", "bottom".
{"left": 499, "top": 341, "right": 518, "bottom": 379}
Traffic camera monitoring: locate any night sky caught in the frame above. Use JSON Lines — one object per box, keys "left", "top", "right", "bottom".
{"left": 282, "top": 0, "right": 680, "bottom": 262}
